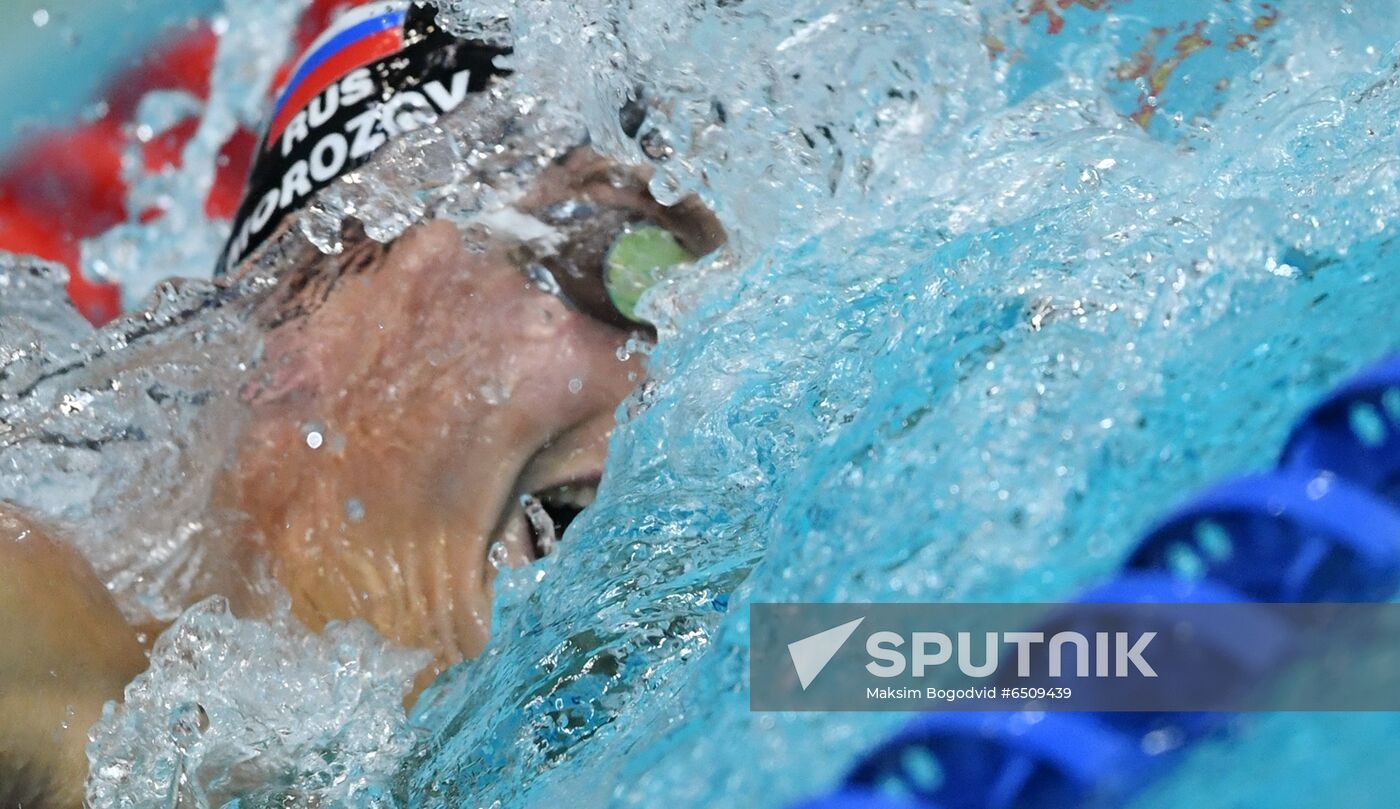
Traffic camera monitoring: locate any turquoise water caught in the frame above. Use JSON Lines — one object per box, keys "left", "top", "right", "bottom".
{"left": 0, "top": 0, "right": 219, "bottom": 150}
{"left": 410, "top": 1, "right": 1400, "bottom": 806}
{"left": 4, "top": 0, "right": 1400, "bottom": 806}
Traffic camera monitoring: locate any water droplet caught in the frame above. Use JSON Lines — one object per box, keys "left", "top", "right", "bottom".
{"left": 168, "top": 702, "right": 209, "bottom": 751}
{"left": 521, "top": 494, "right": 558, "bottom": 556}
{"left": 1306, "top": 473, "right": 1334, "bottom": 500}
{"left": 306, "top": 431, "right": 324, "bottom": 450}
{"left": 1141, "top": 726, "right": 1185, "bottom": 756}
{"left": 345, "top": 497, "right": 366, "bottom": 522}
{"left": 58, "top": 391, "right": 91, "bottom": 415}
{"left": 526, "top": 263, "right": 562, "bottom": 295}
{"left": 568, "top": 378, "right": 583, "bottom": 394}
{"left": 32, "top": 9, "right": 49, "bottom": 27}
{"left": 478, "top": 383, "right": 510, "bottom": 405}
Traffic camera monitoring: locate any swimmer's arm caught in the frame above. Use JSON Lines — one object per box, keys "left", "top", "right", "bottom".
{"left": 0, "top": 507, "right": 147, "bottom": 808}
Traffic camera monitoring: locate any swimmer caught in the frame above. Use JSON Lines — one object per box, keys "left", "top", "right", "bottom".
{"left": 0, "top": 512, "right": 147, "bottom": 808}
{"left": 0, "top": 2, "right": 723, "bottom": 803}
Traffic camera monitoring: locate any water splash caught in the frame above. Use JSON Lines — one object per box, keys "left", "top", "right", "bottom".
{"left": 409, "top": 1, "right": 1400, "bottom": 806}
{"left": 85, "top": 596, "right": 428, "bottom": 809}
{"left": 3, "top": 0, "right": 1400, "bottom": 807}
{"left": 0, "top": 254, "right": 267, "bottom": 623}
{"left": 80, "top": 0, "right": 306, "bottom": 309}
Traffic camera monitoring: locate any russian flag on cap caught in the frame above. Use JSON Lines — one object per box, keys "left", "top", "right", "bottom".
{"left": 265, "top": 0, "right": 409, "bottom": 149}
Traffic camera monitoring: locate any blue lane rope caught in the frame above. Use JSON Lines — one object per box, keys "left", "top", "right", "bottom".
{"left": 791, "top": 353, "right": 1400, "bottom": 809}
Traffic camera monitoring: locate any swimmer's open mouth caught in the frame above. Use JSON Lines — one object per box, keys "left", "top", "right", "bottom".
{"left": 519, "top": 481, "right": 598, "bottom": 560}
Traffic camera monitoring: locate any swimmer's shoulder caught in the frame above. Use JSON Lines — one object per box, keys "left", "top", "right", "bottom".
{"left": 0, "top": 505, "right": 147, "bottom": 809}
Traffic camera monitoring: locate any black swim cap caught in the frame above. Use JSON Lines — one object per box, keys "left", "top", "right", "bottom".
{"left": 216, "top": 1, "right": 509, "bottom": 275}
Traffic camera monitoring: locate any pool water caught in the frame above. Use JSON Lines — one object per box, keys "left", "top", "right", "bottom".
{"left": 4, "top": 0, "right": 1400, "bottom": 806}
{"left": 0, "top": 0, "right": 220, "bottom": 151}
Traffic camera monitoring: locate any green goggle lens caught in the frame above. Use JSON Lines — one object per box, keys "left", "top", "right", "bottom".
{"left": 604, "top": 225, "right": 696, "bottom": 323}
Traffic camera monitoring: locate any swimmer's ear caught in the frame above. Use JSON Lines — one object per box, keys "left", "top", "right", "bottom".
{"left": 0, "top": 506, "right": 147, "bottom": 809}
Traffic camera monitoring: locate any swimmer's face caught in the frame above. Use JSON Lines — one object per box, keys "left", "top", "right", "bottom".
{"left": 225, "top": 149, "right": 722, "bottom": 687}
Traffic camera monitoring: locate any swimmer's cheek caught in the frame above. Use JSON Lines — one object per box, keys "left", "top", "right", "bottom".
{"left": 0, "top": 505, "right": 147, "bottom": 808}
